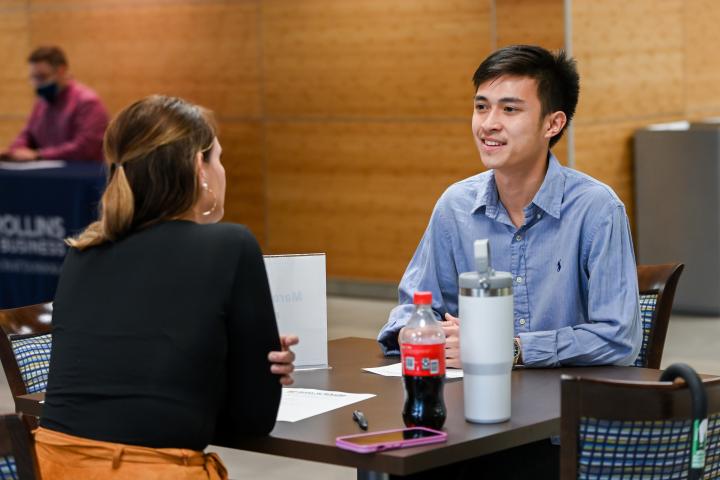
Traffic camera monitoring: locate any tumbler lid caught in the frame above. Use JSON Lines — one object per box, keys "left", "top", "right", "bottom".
{"left": 458, "top": 239, "right": 513, "bottom": 297}
{"left": 459, "top": 270, "right": 513, "bottom": 295}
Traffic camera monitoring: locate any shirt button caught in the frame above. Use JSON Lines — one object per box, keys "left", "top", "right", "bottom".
{"left": 515, "top": 235, "right": 522, "bottom": 241}
{"left": 519, "top": 319, "right": 526, "bottom": 326}
{"left": 536, "top": 213, "right": 542, "bottom": 219}
{"left": 516, "top": 276, "right": 523, "bottom": 284}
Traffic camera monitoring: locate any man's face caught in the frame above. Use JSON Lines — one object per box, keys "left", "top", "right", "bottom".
{"left": 28, "top": 61, "right": 62, "bottom": 89}
{"left": 471, "top": 75, "right": 552, "bottom": 175}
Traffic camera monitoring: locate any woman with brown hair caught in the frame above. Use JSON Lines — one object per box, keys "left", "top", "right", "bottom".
{"left": 34, "top": 95, "right": 296, "bottom": 479}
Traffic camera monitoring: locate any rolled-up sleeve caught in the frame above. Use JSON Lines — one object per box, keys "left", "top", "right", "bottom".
{"left": 519, "top": 203, "right": 642, "bottom": 366}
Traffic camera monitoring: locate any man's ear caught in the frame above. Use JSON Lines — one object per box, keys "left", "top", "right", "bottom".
{"left": 545, "top": 111, "right": 567, "bottom": 140}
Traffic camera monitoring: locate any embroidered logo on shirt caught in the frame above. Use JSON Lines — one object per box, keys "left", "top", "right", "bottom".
{"left": 557, "top": 260, "right": 562, "bottom": 272}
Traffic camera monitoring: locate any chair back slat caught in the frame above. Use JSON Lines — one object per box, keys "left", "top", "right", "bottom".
{"left": 578, "top": 415, "right": 720, "bottom": 478}
{"left": 0, "top": 414, "right": 40, "bottom": 480}
{"left": 634, "top": 293, "right": 658, "bottom": 367}
{"left": 635, "top": 263, "right": 684, "bottom": 368}
{"left": 10, "top": 334, "right": 52, "bottom": 395}
{"left": 0, "top": 455, "right": 19, "bottom": 480}
{"left": 0, "top": 303, "right": 53, "bottom": 403}
{"left": 561, "top": 373, "right": 720, "bottom": 479}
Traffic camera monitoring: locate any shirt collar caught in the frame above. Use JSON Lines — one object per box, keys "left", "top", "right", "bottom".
{"left": 472, "top": 152, "right": 566, "bottom": 220}
{"left": 531, "top": 153, "right": 565, "bottom": 219}
{"left": 472, "top": 171, "right": 500, "bottom": 217}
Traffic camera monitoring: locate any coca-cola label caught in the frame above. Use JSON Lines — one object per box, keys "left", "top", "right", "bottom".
{"left": 400, "top": 343, "right": 445, "bottom": 377}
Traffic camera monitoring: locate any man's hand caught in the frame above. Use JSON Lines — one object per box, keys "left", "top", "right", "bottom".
{"left": 441, "top": 313, "right": 462, "bottom": 368}
{"left": 268, "top": 335, "right": 299, "bottom": 386}
{"left": 8, "top": 148, "right": 39, "bottom": 161}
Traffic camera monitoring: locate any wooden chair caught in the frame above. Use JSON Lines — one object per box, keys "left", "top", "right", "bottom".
{"left": 0, "top": 413, "right": 41, "bottom": 480}
{"left": 0, "top": 303, "right": 53, "bottom": 412}
{"left": 635, "top": 263, "right": 684, "bottom": 368}
{"left": 561, "top": 370, "right": 720, "bottom": 479}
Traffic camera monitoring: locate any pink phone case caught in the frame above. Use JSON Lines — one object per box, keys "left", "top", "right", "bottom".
{"left": 335, "top": 427, "right": 447, "bottom": 453}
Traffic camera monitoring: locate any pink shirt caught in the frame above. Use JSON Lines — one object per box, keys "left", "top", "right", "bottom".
{"left": 9, "top": 80, "right": 109, "bottom": 162}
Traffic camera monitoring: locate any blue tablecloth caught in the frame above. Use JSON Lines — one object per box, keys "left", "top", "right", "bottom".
{"left": 0, "top": 163, "right": 106, "bottom": 308}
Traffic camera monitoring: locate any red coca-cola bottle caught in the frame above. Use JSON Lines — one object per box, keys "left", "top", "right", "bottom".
{"left": 399, "top": 291, "right": 447, "bottom": 429}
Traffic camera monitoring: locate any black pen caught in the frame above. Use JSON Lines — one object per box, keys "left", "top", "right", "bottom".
{"left": 352, "top": 410, "right": 368, "bottom": 430}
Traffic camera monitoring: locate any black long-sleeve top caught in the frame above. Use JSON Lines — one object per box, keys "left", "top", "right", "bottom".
{"left": 40, "top": 221, "right": 281, "bottom": 451}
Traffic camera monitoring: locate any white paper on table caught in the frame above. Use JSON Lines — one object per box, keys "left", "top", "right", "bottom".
{"left": 363, "top": 362, "right": 464, "bottom": 379}
{"left": 0, "top": 160, "right": 67, "bottom": 170}
{"left": 276, "top": 388, "right": 375, "bottom": 423}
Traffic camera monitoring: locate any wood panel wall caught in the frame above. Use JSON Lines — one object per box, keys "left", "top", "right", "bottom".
{"left": 263, "top": 0, "right": 494, "bottom": 280}
{"left": 0, "top": 1, "right": 33, "bottom": 159}
{"left": 3, "top": 0, "right": 718, "bottom": 283}
{"left": 571, "top": 0, "right": 720, "bottom": 229}
{"left": 495, "top": 0, "right": 567, "bottom": 165}
{"left": 0, "top": 0, "right": 267, "bottom": 243}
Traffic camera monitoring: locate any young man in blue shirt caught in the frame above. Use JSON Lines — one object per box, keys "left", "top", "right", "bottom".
{"left": 379, "top": 45, "right": 642, "bottom": 370}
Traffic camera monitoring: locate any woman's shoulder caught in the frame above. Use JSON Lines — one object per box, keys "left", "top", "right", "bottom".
{"left": 195, "top": 221, "right": 254, "bottom": 240}
{"left": 66, "top": 221, "right": 262, "bottom": 261}
{"left": 187, "top": 223, "right": 265, "bottom": 278}
{"left": 163, "top": 221, "right": 260, "bottom": 250}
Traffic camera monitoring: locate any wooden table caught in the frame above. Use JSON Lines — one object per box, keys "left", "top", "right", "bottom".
{"left": 16, "top": 337, "right": 678, "bottom": 478}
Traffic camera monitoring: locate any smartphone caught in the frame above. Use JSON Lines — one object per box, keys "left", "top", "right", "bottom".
{"left": 336, "top": 427, "right": 447, "bottom": 453}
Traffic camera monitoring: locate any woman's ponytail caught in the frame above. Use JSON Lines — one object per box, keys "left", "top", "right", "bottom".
{"left": 65, "top": 95, "right": 216, "bottom": 251}
{"left": 66, "top": 163, "right": 135, "bottom": 250}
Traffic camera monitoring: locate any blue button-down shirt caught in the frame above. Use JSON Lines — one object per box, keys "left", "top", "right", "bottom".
{"left": 378, "top": 154, "right": 642, "bottom": 367}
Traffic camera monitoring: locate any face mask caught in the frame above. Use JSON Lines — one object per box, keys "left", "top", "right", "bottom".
{"left": 36, "top": 82, "right": 59, "bottom": 103}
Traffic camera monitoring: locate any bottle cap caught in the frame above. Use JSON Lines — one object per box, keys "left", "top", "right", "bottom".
{"left": 413, "top": 291, "right": 432, "bottom": 305}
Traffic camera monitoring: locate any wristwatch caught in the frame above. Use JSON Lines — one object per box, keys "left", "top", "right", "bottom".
{"left": 513, "top": 337, "right": 521, "bottom": 366}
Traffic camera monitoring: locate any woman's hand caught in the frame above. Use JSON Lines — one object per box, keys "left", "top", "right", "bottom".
{"left": 268, "top": 335, "right": 299, "bottom": 385}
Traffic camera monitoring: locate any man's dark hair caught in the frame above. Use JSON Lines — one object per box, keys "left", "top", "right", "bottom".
{"left": 28, "top": 46, "right": 68, "bottom": 68}
{"left": 472, "top": 45, "right": 579, "bottom": 148}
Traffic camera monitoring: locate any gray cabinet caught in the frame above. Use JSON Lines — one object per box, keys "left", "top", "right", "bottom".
{"left": 634, "top": 121, "right": 720, "bottom": 313}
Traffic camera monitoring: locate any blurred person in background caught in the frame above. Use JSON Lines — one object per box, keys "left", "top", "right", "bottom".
{"left": 1, "top": 46, "right": 109, "bottom": 162}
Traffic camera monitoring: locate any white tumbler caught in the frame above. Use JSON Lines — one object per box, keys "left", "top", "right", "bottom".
{"left": 459, "top": 239, "right": 514, "bottom": 423}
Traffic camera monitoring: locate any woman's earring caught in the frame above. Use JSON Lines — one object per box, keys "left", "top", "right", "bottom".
{"left": 201, "top": 181, "right": 217, "bottom": 217}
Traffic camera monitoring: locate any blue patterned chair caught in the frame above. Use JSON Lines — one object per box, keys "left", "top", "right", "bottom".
{"left": 0, "top": 303, "right": 53, "bottom": 407}
{"left": 0, "top": 303, "right": 52, "bottom": 480}
{"left": 561, "top": 369, "right": 720, "bottom": 479}
{"left": 0, "top": 413, "right": 40, "bottom": 480}
{"left": 635, "top": 264, "right": 684, "bottom": 369}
